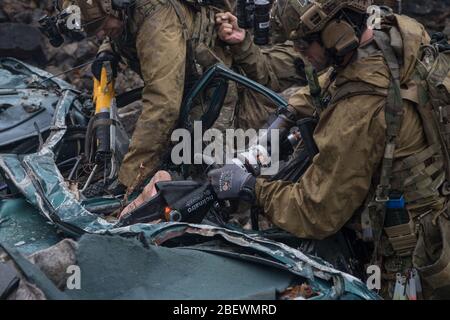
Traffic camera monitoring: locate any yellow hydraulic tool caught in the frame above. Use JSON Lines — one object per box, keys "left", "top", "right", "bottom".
{"left": 92, "top": 60, "right": 119, "bottom": 181}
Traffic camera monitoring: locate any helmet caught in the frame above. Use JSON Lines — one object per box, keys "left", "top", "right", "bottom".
{"left": 272, "top": 0, "right": 372, "bottom": 40}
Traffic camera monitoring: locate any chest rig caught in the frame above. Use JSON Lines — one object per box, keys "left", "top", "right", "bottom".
{"left": 369, "top": 23, "right": 450, "bottom": 263}
{"left": 374, "top": 21, "right": 450, "bottom": 296}
{"left": 322, "top": 19, "right": 447, "bottom": 260}
{"left": 304, "top": 11, "right": 449, "bottom": 295}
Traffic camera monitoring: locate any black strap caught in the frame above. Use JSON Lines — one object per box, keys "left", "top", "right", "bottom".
{"left": 251, "top": 206, "right": 261, "bottom": 231}
{"left": 92, "top": 118, "right": 119, "bottom": 130}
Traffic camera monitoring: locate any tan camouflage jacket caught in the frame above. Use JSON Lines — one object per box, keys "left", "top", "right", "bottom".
{"left": 254, "top": 15, "right": 445, "bottom": 243}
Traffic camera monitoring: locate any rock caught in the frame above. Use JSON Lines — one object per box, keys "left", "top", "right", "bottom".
{"left": 0, "top": 7, "right": 8, "bottom": 23}
{"left": 444, "top": 19, "right": 450, "bottom": 38}
{"left": 403, "top": 0, "right": 450, "bottom": 34}
{"left": 0, "top": 0, "right": 36, "bottom": 22}
{"left": 376, "top": 1, "right": 450, "bottom": 34}
{"left": 12, "top": 8, "right": 47, "bottom": 26}
{"left": 118, "top": 101, "right": 143, "bottom": 136}
{"left": 0, "top": 23, "right": 46, "bottom": 66}
{"left": 404, "top": 1, "right": 433, "bottom": 16}
{"left": 115, "top": 68, "right": 144, "bottom": 94}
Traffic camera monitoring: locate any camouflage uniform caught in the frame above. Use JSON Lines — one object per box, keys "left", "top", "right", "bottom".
{"left": 114, "top": 0, "right": 233, "bottom": 188}
{"left": 251, "top": 6, "right": 449, "bottom": 298}
{"left": 64, "top": 0, "right": 304, "bottom": 188}
{"left": 230, "top": 34, "right": 306, "bottom": 129}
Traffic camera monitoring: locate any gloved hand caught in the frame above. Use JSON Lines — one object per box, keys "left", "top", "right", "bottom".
{"left": 208, "top": 164, "right": 256, "bottom": 203}
{"left": 91, "top": 51, "right": 119, "bottom": 81}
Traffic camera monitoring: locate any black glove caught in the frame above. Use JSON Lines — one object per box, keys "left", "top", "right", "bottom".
{"left": 91, "top": 51, "right": 119, "bottom": 81}
{"left": 208, "top": 164, "right": 256, "bottom": 203}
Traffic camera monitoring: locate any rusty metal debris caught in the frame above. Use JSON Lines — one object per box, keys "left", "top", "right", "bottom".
{"left": 279, "top": 283, "right": 319, "bottom": 300}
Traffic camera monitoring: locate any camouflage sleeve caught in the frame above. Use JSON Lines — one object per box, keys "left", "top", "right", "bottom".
{"left": 118, "top": 4, "right": 188, "bottom": 188}
{"left": 229, "top": 32, "right": 306, "bottom": 92}
{"left": 254, "top": 94, "right": 387, "bottom": 239}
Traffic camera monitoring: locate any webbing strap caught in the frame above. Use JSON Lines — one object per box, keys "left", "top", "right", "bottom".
{"left": 405, "top": 172, "right": 446, "bottom": 202}
{"left": 199, "top": 7, "right": 208, "bottom": 45}
{"left": 373, "top": 30, "right": 404, "bottom": 202}
{"left": 403, "top": 160, "right": 444, "bottom": 187}
{"left": 192, "top": 10, "right": 202, "bottom": 42}
{"left": 167, "top": 0, "right": 190, "bottom": 40}
{"left": 392, "top": 144, "right": 442, "bottom": 172}
{"left": 391, "top": 159, "right": 443, "bottom": 190}
{"left": 206, "top": 9, "right": 216, "bottom": 48}
{"left": 304, "top": 63, "right": 323, "bottom": 115}
{"left": 367, "top": 30, "right": 404, "bottom": 263}
{"left": 403, "top": 175, "right": 437, "bottom": 193}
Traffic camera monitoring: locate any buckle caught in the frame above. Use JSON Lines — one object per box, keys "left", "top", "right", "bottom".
{"left": 376, "top": 195, "right": 390, "bottom": 202}
{"left": 375, "top": 184, "right": 391, "bottom": 202}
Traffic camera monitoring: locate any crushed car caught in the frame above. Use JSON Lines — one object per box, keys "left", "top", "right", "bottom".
{"left": 0, "top": 57, "right": 380, "bottom": 300}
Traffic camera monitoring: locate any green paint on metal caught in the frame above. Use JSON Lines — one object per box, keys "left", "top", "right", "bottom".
{"left": 0, "top": 198, "right": 63, "bottom": 255}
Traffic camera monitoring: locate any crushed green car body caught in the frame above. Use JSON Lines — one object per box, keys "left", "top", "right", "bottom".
{"left": 0, "top": 58, "right": 380, "bottom": 300}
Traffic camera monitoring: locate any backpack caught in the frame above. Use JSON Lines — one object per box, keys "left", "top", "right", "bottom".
{"left": 409, "top": 34, "right": 450, "bottom": 296}
{"left": 415, "top": 34, "right": 450, "bottom": 186}
{"left": 375, "top": 30, "right": 450, "bottom": 297}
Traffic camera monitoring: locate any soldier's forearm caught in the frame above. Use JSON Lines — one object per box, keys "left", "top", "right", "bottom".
{"left": 228, "top": 31, "right": 275, "bottom": 89}
{"left": 254, "top": 178, "right": 340, "bottom": 240}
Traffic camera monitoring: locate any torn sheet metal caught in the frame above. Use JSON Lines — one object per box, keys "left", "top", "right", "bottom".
{"left": 0, "top": 58, "right": 379, "bottom": 300}
{"left": 108, "top": 222, "right": 379, "bottom": 300}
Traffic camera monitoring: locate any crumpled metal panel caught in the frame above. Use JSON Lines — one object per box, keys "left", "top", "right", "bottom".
{"left": 0, "top": 145, "right": 379, "bottom": 299}
{"left": 64, "top": 234, "right": 295, "bottom": 300}
{"left": 0, "top": 57, "right": 74, "bottom": 90}
{"left": 0, "top": 89, "right": 59, "bottom": 146}
{"left": 0, "top": 89, "right": 114, "bottom": 234}
{"left": 0, "top": 198, "right": 62, "bottom": 255}
{"left": 0, "top": 58, "right": 78, "bottom": 147}
{"left": 0, "top": 59, "right": 380, "bottom": 300}
{"left": 108, "top": 222, "right": 380, "bottom": 300}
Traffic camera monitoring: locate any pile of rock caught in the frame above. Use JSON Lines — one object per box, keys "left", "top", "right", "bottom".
{"left": 0, "top": 0, "right": 448, "bottom": 95}
{"left": 404, "top": 0, "right": 450, "bottom": 35}
{"left": 0, "top": 0, "right": 142, "bottom": 95}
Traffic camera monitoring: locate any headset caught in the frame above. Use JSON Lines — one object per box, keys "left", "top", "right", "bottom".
{"left": 297, "top": 2, "right": 369, "bottom": 60}
{"left": 321, "top": 18, "right": 361, "bottom": 57}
